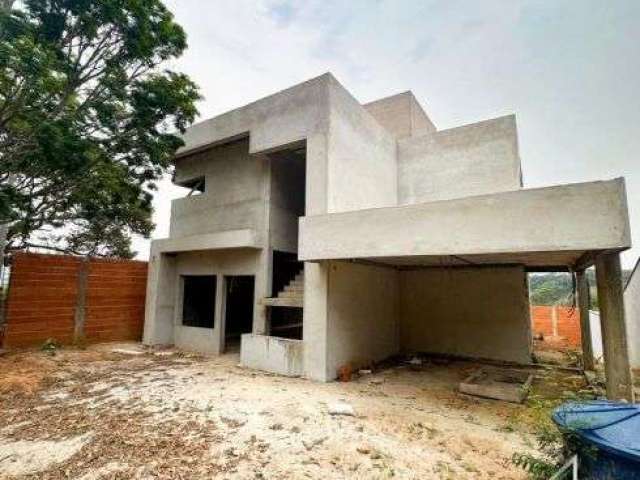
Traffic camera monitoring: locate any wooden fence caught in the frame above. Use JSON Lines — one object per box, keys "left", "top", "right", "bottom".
{"left": 2, "top": 252, "right": 148, "bottom": 348}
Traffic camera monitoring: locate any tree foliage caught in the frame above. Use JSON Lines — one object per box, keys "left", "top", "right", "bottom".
{"left": 0, "top": 0, "right": 200, "bottom": 257}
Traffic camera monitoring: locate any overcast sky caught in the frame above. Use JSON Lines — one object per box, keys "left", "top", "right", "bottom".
{"left": 133, "top": 0, "right": 640, "bottom": 269}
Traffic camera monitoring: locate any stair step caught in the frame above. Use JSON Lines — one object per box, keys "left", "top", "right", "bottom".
{"left": 284, "top": 285, "right": 304, "bottom": 293}
{"left": 262, "top": 297, "right": 303, "bottom": 308}
{"left": 278, "top": 290, "right": 303, "bottom": 299}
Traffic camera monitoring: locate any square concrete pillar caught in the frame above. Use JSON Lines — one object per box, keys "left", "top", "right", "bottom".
{"left": 143, "top": 250, "right": 177, "bottom": 346}
{"left": 576, "top": 270, "right": 595, "bottom": 371}
{"left": 595, "top": 253, "right": 635, "bottom": 401}
{"left": 253, "top": 248, "right": 273, "bottom": 335}
{"left": 302, "top": 261, "right": 329, "bottom": 381}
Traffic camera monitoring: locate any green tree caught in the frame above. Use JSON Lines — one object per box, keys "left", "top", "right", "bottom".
{"left": 0, "top": 0, "right": 200, "bottom": 257}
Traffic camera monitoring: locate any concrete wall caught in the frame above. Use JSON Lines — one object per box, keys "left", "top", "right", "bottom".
{"left": 363, "top": 91, "right": 436, "bottom": 140}
{"left": 144, "top": 249, "right": 261, "bottom": 354}
{"left": 240, "top": 334, "right": 304, "bottom": 376}
{"left": 300, "top": 179, "right": 631, "bottom": 262}
{"left": 178, "top": 74, "right": 330, "bottom": 157}
{"left": 589, "top": 310, "right": 604, "bottom": 362}
{"left": 171, "top": 139, "right": 268, "bottom": 238}
{"left": 624, "top": 260, "right": 640, "bottom": 369}
{"left": 400, "top": 266, "right": 532, "bottom": 363}
{"left": 398, "top": 115, "right": 521, "bottom": 205}
{"left": 323, "top": 261, "right": 400, "bottom": 379}
{"left": 143, "top": 251, "right": 177, "bottom": 346}
{"left": 326, "top": 77, "right": 398, "bottom": 213}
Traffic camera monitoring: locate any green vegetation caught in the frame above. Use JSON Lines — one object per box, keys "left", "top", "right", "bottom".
{"left": 511, "top": 372, "right": 602, "bottom": 479}
{"left": 0, "top": 0, "right": 200, "bottom": 257}
{"left": 528, "top": 269, "right": 631, "bottom": 309}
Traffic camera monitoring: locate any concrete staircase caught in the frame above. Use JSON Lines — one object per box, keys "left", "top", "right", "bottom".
{"left": 262, "top": 270, "right": 304, "bottom": 308}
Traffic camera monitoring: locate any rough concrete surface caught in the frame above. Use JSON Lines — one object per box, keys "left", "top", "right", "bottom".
{"left": 624, "top": 258, "right": 640, "bottom": 369}
{"left": 400, "top": 266, "right": 532, "bottom": 364}
{"left": 0, "top": 343, "right": 591, "bottom": 480}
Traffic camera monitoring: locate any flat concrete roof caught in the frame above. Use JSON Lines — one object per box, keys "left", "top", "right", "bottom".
{"left": 299, "top": 178, "right": 630, "bottom": 269}
{"left": 151, "top": 229, "right": 261, "bottom": 254}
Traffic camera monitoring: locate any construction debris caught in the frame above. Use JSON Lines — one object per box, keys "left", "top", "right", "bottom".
{"left": 328, "top": 401, "right": 355, "bottom": 416}
{"left": 459, "top": 369, "right": 534, "bottom": 403}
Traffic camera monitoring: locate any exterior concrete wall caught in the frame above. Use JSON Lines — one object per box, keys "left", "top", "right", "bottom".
{"left": 144, "top": 249, "right": 261, "bottom": 354}
{"left": 178, "top": 74, "right": 331, "bottom": 157}
{"left": 299, "top": 179, "right": 631, "bottom": 262}
{"left": 326, "top": 77, "right": 398, "bottom": 212}
{"left": 400, "top": 266, "right": 532, "bottom": 363}
{"left": 624, "top": 260, "right": 640, "bottom": 369}
{"left": 324, "top": 261, "right": 400, "bottom": 380}
{"left": 363, "top": 91, "right": 436, "bottom": 139}
{"left": 398, "top": 115, "right": 521, "bottom": 205}
{"left": 589, "top": 310, "right": 604, "bottom": 362}
{"left": 171, "top": 139, "right": 268, "bottom": 238}
{"left": 240, "top": 334, "right": 304, "bottom": 376}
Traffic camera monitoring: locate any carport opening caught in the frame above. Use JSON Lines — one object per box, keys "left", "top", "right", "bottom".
{"left": 527, "top": 271, "right": 584, "bottom": 365}
{"left": 224, "top": 276, "right": 255, "bottom": 351}
{"left": 182, "top": 275, "right": 216, "bottom": 329}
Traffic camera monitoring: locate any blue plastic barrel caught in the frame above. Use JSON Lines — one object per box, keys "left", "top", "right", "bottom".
{"left": 552, "top": 401, "right": 640, "bottom": 479}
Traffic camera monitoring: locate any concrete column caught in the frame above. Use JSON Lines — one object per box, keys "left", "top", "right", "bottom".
{"left": 73, "top": 258, "right": 90, "bottom": 343}
{"left": 576, "top": 270, "right": 595, "bottom": 371}
{"left": 303, "top": 261, "right": 329, "bottom": 381}
{"left": 215, "top": 275, "right": 225, "bottom": 354}
{"left": 253, "top": 248, "right": 272, "bottom": 335}
{"left": 143, "top": 250, "right": 177, "bottom": 346}
{"left": 595, "top": 253, "right": 634, "bottom": 401}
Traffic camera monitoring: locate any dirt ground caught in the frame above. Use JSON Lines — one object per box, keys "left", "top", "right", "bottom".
{"left": 0, "top": 343, "right": 589, "bottom": 479}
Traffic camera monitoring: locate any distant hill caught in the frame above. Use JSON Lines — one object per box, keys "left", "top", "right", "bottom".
{"left": 528, "top": 269, "right": 631, "bottom": 308}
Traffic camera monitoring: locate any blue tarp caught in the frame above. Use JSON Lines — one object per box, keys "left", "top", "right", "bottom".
{"left": 553, "top": 400, "right": 640, "bottom": 478}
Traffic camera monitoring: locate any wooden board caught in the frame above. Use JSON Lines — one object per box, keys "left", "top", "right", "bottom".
{"left": 459, "top": 369, "right": 534, "bottom": 403}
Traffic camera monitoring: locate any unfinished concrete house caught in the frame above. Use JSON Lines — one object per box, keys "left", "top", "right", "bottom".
{"left": 144, "top": 73, "right": 635, "bottom": 401}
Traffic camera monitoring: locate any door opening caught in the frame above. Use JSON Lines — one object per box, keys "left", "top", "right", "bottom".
{"left": 224, "top": 276, "right": 255, "bottom": 352}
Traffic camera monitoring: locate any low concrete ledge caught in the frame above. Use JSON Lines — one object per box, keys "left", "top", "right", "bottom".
{"left": 151, "top": 229, "right": 261, "bottom": 254}
{"left": 240, "top": 334, "right": 304, "bottom": 377}
{"left": 261, "top": 297, "right": 304, "bottom": 308}
{"left": 299, "top": 178, "right": 630, "bottom": 263}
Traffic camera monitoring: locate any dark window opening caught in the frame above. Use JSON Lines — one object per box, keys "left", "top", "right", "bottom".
{"left": 182, "top": 176, "right": 205, "bottom": 196}
{"left": 225, "top": 276, "right": 255, "bottom": 351}
{"left": 182, "top": 275, "right": 216, "bottom": 328}
{"left": 270, "top": 307, "right": 302, "bottom": 340}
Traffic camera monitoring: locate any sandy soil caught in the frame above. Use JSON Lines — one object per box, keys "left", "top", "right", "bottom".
{"left": 0, "top": 343, "right": 587, "bottom": 479}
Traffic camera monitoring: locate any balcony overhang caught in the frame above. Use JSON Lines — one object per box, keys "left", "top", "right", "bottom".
{"left": 299, "top": 178, "right": 631, "bottom": 270}
{"left": 151, "top": 229, "right": 262, "bottom": 255}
